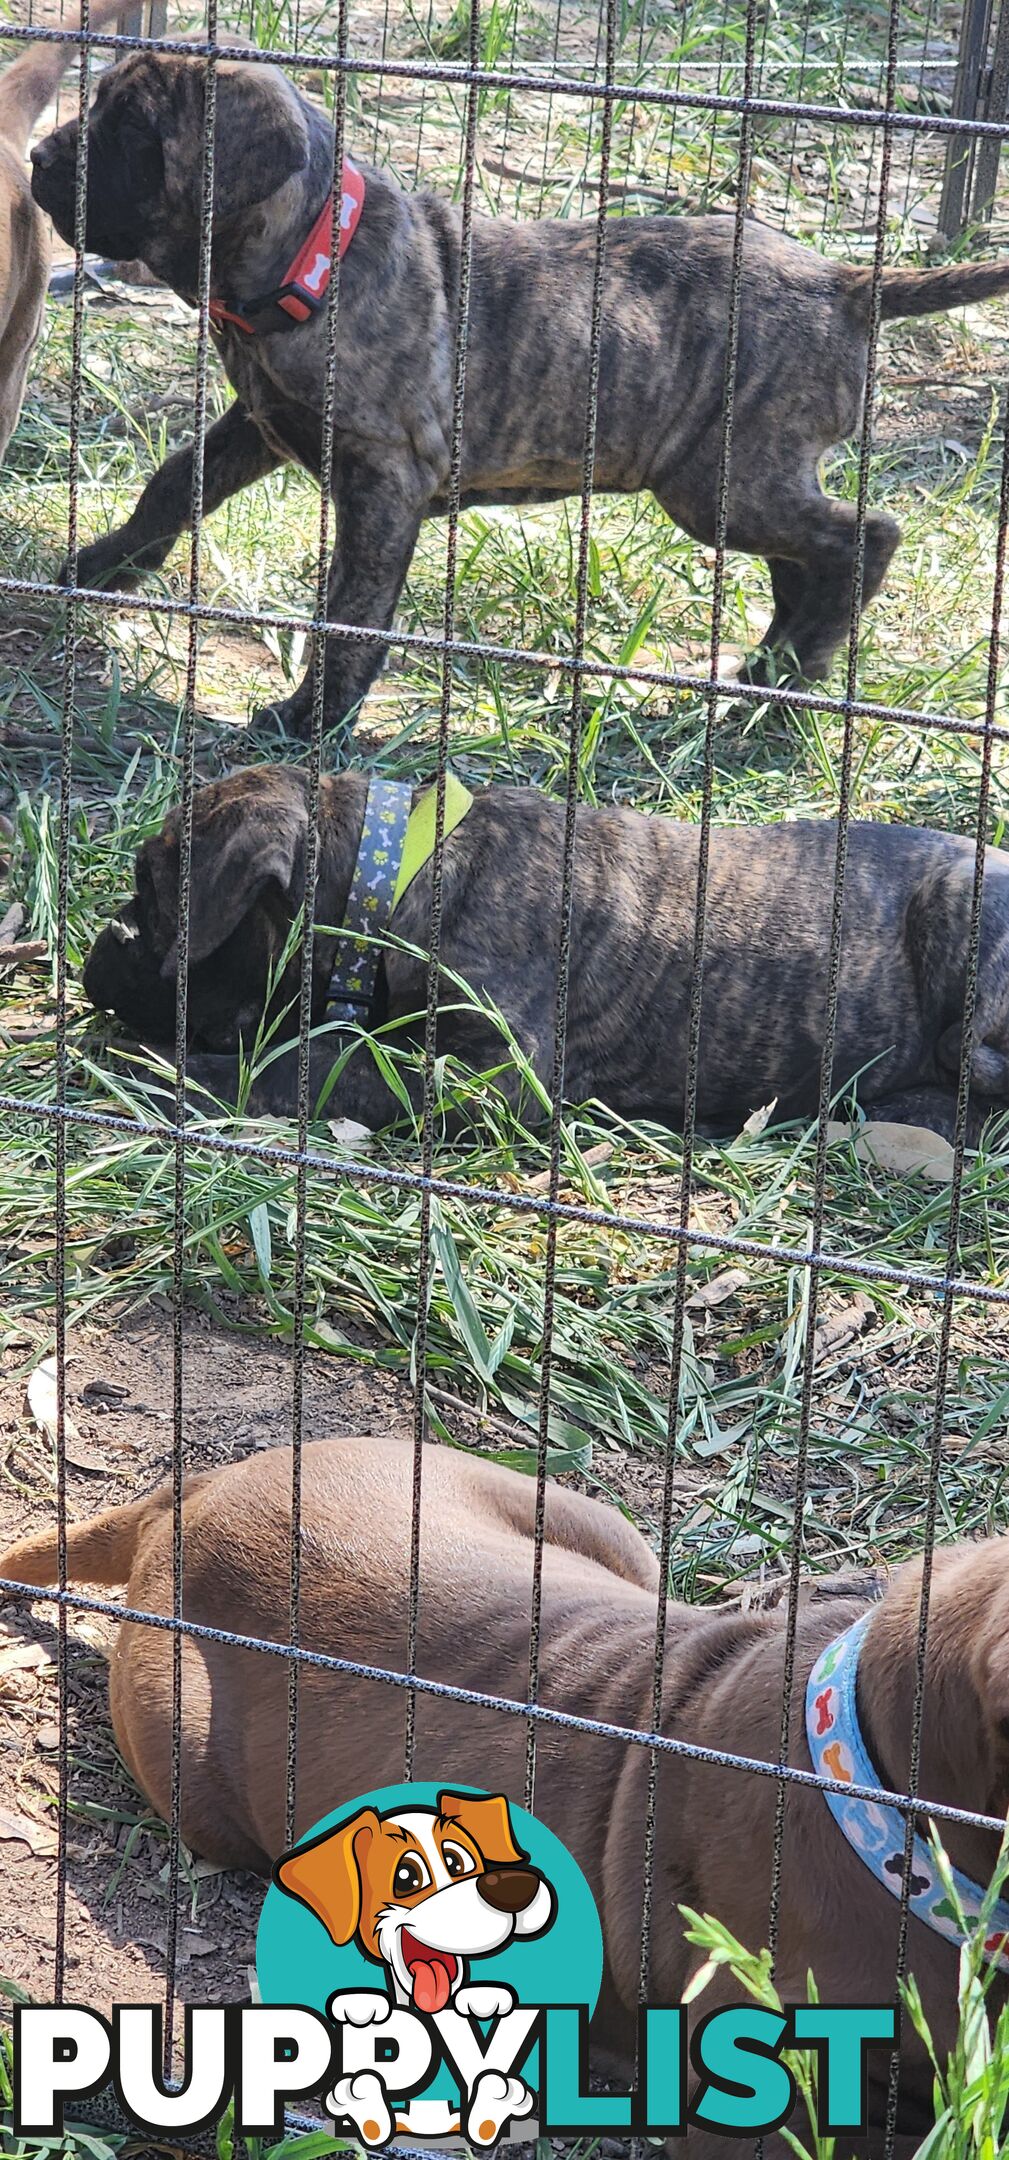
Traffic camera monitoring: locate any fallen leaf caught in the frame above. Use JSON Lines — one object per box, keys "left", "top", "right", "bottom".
{"left": 524, "top": 1140, "right": 614, "bottom": 1194}
{"left": 0, "top": 1640, "right": 51, "bottom": 1678}
{"left": 814, "top": 1292, "right": 875, "bottom": 1363}
{"left": 740, "top": 1098, "right": 778, "bottom": 1138}
{"left": 739, "top": 1576, "right": 786, "bottom": 1615}
{"left": 229, "top": 1117, "right": 294, "bottom": 1144}
{"left": 854, "top": 1122, "right": 955, "bottom": 1183}
{"left": 64, "top": 1439, "right": 112, "bottom": 1474}
{"left": 0, "top": 1804, "right": 57, "bottom": 1856}
{"left": 26, "top": 1357, "right": 80, "bottom": 1447}
{"left": 326, "top": 1117, "right": 375, "bottom": 1155}
{"left": 0, "top": 938, "right": 48, "bottom": 966}
{"left": 687, "top": 1267, "right": 748, "bottom": 1312}
{"left": 81, "top": 1377, "right": 129, "bottom": 1405}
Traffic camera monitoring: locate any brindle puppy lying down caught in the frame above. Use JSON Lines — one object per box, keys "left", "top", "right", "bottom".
{"left": 3, "top": 1439, "right": 1008, "bottom": 2157}
{"left": 84, "top": 767, "right": 1009, "bottom": 1141}
{"left": 28, "top": 47, "right": 1009, "bottom": 736}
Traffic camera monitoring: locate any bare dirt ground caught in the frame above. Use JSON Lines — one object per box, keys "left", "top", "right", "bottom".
{"left": 0, "top": 1312, "right": 414, "bottom": 2016}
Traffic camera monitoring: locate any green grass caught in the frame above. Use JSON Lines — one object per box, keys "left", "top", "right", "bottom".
{"left": 1, "top": 0, "right": 1009, "bottom": 1607}
{"left": 684, "top": 1823, "right": 1009, "bottom": 2160}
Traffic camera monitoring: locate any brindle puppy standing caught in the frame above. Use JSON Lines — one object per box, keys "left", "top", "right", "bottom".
{"left": 29, "top": 52, "right": 1009, "bottom": 737}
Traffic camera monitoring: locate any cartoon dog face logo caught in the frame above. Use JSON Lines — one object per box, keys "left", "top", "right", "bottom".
{"left": 275, "top": 1789, "right": 556, "bottom": 2013}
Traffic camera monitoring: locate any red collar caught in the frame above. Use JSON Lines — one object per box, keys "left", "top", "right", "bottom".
{"left": 209, "top": 157, "right": 366, "bottom": 335}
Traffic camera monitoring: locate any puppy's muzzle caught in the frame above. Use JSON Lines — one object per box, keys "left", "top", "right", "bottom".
{"left": 477, "top": 1867, "right": 542, "bottom": 1914}
{"left": 30, "top": 126, "right": 79, "bottom": 235}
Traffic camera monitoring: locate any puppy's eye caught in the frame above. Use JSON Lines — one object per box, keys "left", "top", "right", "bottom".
{"left": 393, "top": 1853, "right": 429, "bottom": 1897}
{"left": 441, "top": 1842, "right": 476, "bottom": 1880}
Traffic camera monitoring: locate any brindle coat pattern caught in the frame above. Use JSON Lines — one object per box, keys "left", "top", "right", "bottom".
{"left": 83, "top": 767, "right": 1009, "bottom": 1140}
{"left": 29, "top": 52, "right": 1009, "bottom": 737}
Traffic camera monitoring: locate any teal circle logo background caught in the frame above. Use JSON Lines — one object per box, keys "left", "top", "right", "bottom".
{"left": 256, "top": 1782, "right": 603, "bottom": 2104}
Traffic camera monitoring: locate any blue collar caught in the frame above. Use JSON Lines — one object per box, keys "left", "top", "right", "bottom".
{"left": 806, "top": 1611, "right": 1009, "bottom": 1972}
{"left": 325, "top": 779, "right": 413, "bottom": 1023}
{"left": 324, "top": 774, "right": 476, "bottom": 1024}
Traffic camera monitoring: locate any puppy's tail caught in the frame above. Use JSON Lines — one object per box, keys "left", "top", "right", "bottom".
{"left": 0, "top": 0, "right": 125, "bottom": 162}
{"left": 0, "top": 1482, "right": 178, "bottom": 1590}
{"left": 875, "top": 258, "right": 1009, "bottom": 321}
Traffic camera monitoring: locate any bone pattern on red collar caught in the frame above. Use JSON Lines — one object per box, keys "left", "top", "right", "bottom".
{"left": 209, "top": 157, "right": 365, "bottom": 335}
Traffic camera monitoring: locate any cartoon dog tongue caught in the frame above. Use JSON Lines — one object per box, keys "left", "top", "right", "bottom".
{"left": 411, "top": 1953, "right": 453, "bottom": 2014}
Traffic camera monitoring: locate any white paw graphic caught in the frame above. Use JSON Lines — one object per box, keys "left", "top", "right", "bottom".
{"left": 327, "top": 1991, "right": 392, "bottom": 2026}
{"left": 326, "top": 2070, "right": 393, "bottom": 2146}
{"left": 465, "top": 2070, "right": 534, "bottom": 2146}
{"left": 454, "top": 1983, "right": 517, "bottom": 2021}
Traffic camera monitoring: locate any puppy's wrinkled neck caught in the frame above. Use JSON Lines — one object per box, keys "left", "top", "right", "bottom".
{"left": 211, "top": 88, "right": 334, "bottom": 312}
{"left": 857, "top": 1559, "right": 1007, "bottom": 1895}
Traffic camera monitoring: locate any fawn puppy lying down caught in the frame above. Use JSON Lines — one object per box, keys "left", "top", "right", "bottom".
{"left": 3, "top": 1436, "right": 1008, "bottom": 2157}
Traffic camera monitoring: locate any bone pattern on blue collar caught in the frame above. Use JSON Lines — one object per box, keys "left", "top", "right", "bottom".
{"left": 325, "top": 779, "right": 413, "bottom": 1024}
{"left": 806, "top": 1610, "right": 1009, "bottom": 1972}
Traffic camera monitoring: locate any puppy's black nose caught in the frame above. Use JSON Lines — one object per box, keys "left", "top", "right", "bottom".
{"left": 477, "top": 1868, "right": 541, "bottom": 1914}
{"left": 30, "top": 139, "right": 55, "bottom": 168}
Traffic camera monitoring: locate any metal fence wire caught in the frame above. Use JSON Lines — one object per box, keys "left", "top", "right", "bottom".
{"left": 0, "top": 0, "right": 1008, "bottom": 2151}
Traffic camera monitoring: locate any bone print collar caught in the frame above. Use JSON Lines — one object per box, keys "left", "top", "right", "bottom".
{"left": 325, "top": 774, "right": 474, "bottom": 1024}
{"left": 209, "top": 160, "right": 366, "bottom": 336}
{"left": 806, "top": 1610, "right": 1009, "bottom": 1972}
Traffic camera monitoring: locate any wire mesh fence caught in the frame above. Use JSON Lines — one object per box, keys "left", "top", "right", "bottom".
{"left": 0, "top": 0, "right": 1008, "bottom": 2149}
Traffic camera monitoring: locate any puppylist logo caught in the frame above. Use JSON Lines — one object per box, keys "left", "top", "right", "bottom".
{"left": 12, "top": 1780, "right": 897, "bottom": 2145}
{"left": 261, "top": 1783, "right": 582, "bottom": 2147}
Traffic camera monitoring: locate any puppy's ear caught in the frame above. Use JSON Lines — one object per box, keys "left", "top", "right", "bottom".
{"left": 274, "top": 1808, "right": 380, "bottom": 1945}
{"left": 208, "top": 63, "right": 310, "bottom": 224}
{"left": 437, "top": 1791, "right": 528, "bottom": 1868}
{"left": 156, "top": 783, "right": 308, "bottom": 979}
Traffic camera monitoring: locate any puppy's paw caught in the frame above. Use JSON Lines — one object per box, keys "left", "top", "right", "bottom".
{"left": 64, "top": 537, "right": 143, "bottom": 594}
{"left": 248, "top": 680, "right": 357, "bottom": 751}
{"left": 326, "top": 1990, "right": 392, "bottom": 2027}
{"left": 248, "top": 690, "right": 314, "bottom": 743}
{"left": 465, "top": 2070, "right": 534, "bottom": 2146}
{"left": 326, "top": 2070, "right": 393, "bottom": 2146}
{"left": 454, "top": 1983, "right": 517, "bottom": 2021}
